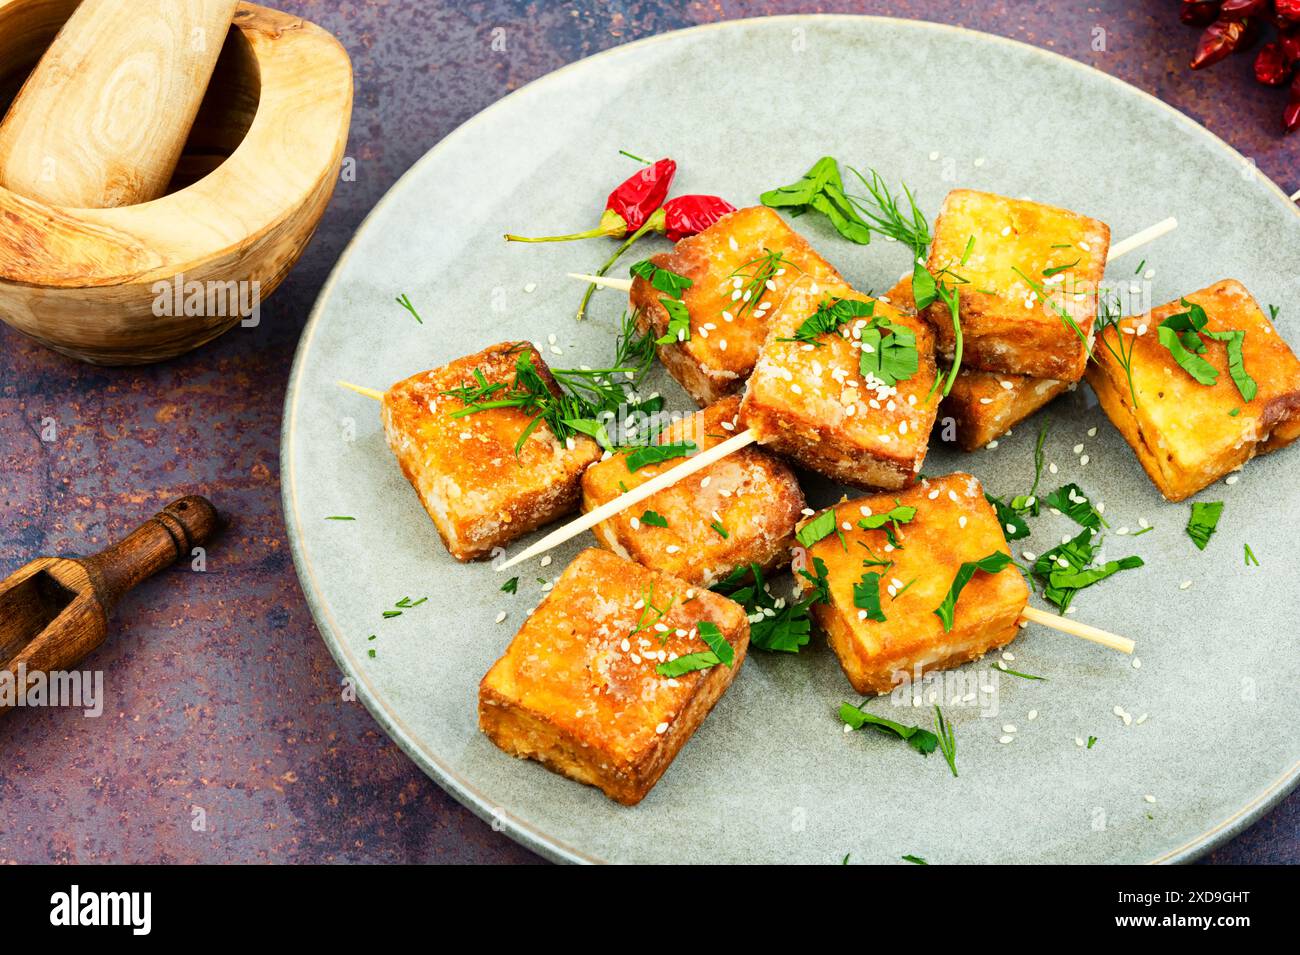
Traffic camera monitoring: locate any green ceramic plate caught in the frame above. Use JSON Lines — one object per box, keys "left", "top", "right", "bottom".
{"left": 283, "top": 16, "right": 1300, "bottom": 863}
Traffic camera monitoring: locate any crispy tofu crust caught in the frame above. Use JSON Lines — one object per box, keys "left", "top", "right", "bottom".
{"left": 382, "top": 342, "right": 600, "bottom": 561}
{"left": 921, "top": 190, "right": 1110, "bottom": 381}
{"left": 940, "top": 367, "right": 1071, "bottom": 452}
{"left": 1086, "top": 279, "right": 1300, "bottom": 502}
{"left": 739, "top": 281, "right": 940, "bottom": 490}
{"left": 795, "top": 473, "right": 1029, "bottom": 695}
{"left": 884, "top": 277, "right": 1069, "bottom": 451}
{"left": 581, "top": 396, "right": 805, "bottom": 586}
{"left": 631, "top": 205, "right": 844, "bottom": 406}
{"left": 478, "top": 549, "right": 749, "bottom": 805}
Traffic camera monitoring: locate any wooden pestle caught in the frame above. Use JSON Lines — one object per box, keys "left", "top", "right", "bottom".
{"left": 0, "top": 0, "right": 241, "bottom": 208}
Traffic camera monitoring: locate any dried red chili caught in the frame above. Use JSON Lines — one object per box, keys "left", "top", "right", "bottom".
{"left": 1191, "top": 17, "right": 1258, "bottom": 69}
{"left": 1181, "top": 1, "right": 1223, "bottom": 27}
{"left": 1280, "top": 29, "right": 1300, "bottom": 62}
{"left": 1255, "top": 41, "right": 1292, "bottom": 83}
{"left": 1279, "top": 0, "right": 1300, "bottom": 20}
{"left": 1220, "top": 0, "right": 1268, "bottom": 19}
{"left": 660, "top": 195, "right": 738, "bottom": 241}
{"left": 505, "top": 158, "right": 676, "bottom": 243}
{"left": 1286, "top": 73, "right": 1300, "bottom": 131}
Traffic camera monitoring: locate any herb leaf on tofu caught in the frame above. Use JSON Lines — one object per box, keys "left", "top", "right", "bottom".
{"left": 986, "top": 494, "right": 1031, "bottom": 541}
{"left": 796, "top": 509, "right": 841, "bottom": 549}
{"left": 853, "top": 572, "right": 887, "bottom": 622}
{"left": 856, "top": 501, "right": 917, "bottom": 547}
{"left": 624, "top": 441, "right": 696, "bottom": 472}
{"left": 656, "top": 652, "right": 721, "bottom": 677}
{"left": 933, "top": 551, "right": 1014, "bottom": 632}
{"left": 1158, "top": 299, "right": 1258, "bottom": 402}
{"left": 840, "top": 701, "right": 939, "bottom": 756}
{"left": 1186, "top": 501, "right": 1224, "bottom": 551}
{"left": 654, "top": 297, "right": 692, "bottom": 345}
{"left": 760, "top": 156, "right": 873, "bottom": 245}
{"left": 696, "top": 620, "right": 734, "bottom": 667}
{"left": 638, "top": 509, "right": 669, "bottom": 528}
{"left": 630, "top": 259, "right": 693, "bottom": 298}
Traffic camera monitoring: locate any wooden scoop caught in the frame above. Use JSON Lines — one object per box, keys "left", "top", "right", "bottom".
{"left": 0, "top": 0, "right": 241, "bottom": 208}
{"left": 0, "top": 496, "right": 219, "bottom": 713}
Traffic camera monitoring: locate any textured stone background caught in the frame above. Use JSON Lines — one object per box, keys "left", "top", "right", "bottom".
{"left": 0, "top": 1, "right": 1295, "bottom": 864}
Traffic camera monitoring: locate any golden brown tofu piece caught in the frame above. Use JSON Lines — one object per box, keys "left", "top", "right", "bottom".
{"left": 479, "top": 548, "right": 749, "bottom": 805}
{"left": 922, "top": 190, "right": 1110, "bottom": 381}
{"left": 883, "top": 276, "right": 1070, "bottom": 451}
{"left": 794, "top": 473, "right": 1028, "bottom": 695}
{"left": 581, "top": 396, "right": 804, "bottom": 586}
{"left": 382, "top": 342, "right": 600, "bottom": 561}
{"left": 740, "top": 282, "right": 940, "bottom": 490}
{"left": 631, "top": 205, "right": 844, "bottom": 406}
{"left": 1087, "top": 279, "right": 1300, "bottom": 502}
{"left": 940, "top": 367, "right": 1071, "bottom": 452}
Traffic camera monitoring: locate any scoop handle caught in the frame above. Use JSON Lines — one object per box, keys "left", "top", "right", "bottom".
{"left": 0, "top": 0, "right": 241, "bottom": 208}
{"left": 77, "top": 496, "right": 220, "bottom": 610}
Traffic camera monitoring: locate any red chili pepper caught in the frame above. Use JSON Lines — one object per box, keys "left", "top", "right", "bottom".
{"left": 1191, "top": 17, "right": 1257, "bottom": 68}
{"left": 505, "top": 158, "right": 676, "bottom": 242}
{"left": 1281, "top": 29, "right": 1300, "bottom": 63}
{"left": 1219, "top": 0, "right": 1267, "bottom": 19}
{"left": 660, "top": 195, "right": 738, "bottom": 241}
{"left": 1286, "top": 73, "right": 1300, "bottom": 132}
{"left": 1255, "top": 41, "right": 1292, "bottom": 83}
{"left": 1181, "top": 1, "right": 1223, "bottom": 27}
{"left": 1279, "top": 0, "right": 1300, "bottom": 21}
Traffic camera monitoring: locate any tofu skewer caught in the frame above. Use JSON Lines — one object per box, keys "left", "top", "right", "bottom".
{"left": 566, "top": 215, "right": 1177, "bottom": 295}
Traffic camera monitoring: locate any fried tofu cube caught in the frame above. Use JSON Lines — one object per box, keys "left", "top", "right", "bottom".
{"left": 940, "top": 368, "right": 1071, "bottom": 452}
{"left": 479, "top": 548, "right": 749, "bottom": 805}
{"left": 631, "top": 205, "right": 844, "bottom": 406}
{"left": 581, "top": 396, "right": 804, "bottom": 586}
{"left": 740, "top": 283, "right": 940, "bottom": 489}
{"left": 922, "top": 190, "right": 1110, "bottom": 381}
{"left": 794, "top": 473, "right": 1029, "bottom": 695}
{"left": 1086, "top": 279, "right": 1300, "bottom": 502}
{"left": 382, "top": 342, "right": 600, "bottom": 560}
{"left": 884, "top": 276, "right": 1070, "bottom": 452}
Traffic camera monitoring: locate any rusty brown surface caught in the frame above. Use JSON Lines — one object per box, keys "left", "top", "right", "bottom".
{"left": 0, "top": 1, "right": 1293, "bottom": 864}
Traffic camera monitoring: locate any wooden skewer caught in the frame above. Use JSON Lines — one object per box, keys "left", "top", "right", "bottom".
{"left": 496, "top": 429, "right": 760, "bottom": 571}
{"left": 338, "top": 380, "right": 385, "bottom": 401}
{"left": 1020, "top": 605, "right": 1134, "bottom": 654}
{"left": 569, "top": 217, "right": 1179, "bottom": 295}
{"left": 335, "top": 388, "right": 1133, "bottom": 652}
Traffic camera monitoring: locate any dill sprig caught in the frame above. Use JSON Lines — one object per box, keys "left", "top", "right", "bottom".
{"left": 934, "top": 705, "right": 957, "bottom": 777}
{"left": 444, "top": 314, "right": 655, "bottom": 455}
{"left": 1094, "top": 287, "right": 1139, "bottom": 408}
{"left": 845, "top": 167, "right": 931, "bottom": 258}
{"left": 1012, "top": 266, "right": 1094, "bottom": 361}
{"left": 727, "top": 248, "right": 795, "bottom": 322}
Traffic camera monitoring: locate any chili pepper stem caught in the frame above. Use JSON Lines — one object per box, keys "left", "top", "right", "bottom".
{"left": 575, "top": 208, "right": 665, "bottom": 320}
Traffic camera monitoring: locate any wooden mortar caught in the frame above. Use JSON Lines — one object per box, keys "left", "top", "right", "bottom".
{"left": 0, "top": 0, "right": 353, "bottom": 364}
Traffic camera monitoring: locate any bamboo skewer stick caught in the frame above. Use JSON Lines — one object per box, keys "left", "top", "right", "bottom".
{"left": 496, "top": 429, "right": 759, "bottom": 571}
{"left": 570, "top": 217, "right": 1179, "bottom": 295}
{"left": 337, "top": 380, "right": 385, "bottom": 401}
{"left": 1019, "top": 605, "right": 1134, "bottom": 654}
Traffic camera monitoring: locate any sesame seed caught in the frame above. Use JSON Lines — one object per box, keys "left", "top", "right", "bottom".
{"left": 1049, "top": 462, "right": 1058, "bottom": 474}
{"left": 655, "top": 722, "right": 669, "bottom": 735}
{"left": 524, "top": 282, "right": 537, "bottom": 293}
{"left": 1073, "top": 443, "right": 1084, "bottom": 454}
{"left": 1179, "top": 580, "right": 1192, "bottom": 590}
{"left": 974, "top": 156, "right": 986, "bottom": 167}
{"left": 1022, "top": 550, "right": 1036, "bottom": 561}
{"left": 666, "top": 545, "right": 681, "bottom": 554}
{"left": 1132, "top": 657, "right": 1142, "bottom": 669}
{"left": 791, "top": 383, "right": 802, "bottom": 394}
{"left": 928, "top": 490, "right": 940, "bottom": 500}
{"left": 1087, "top": 427, "right": 1097, "bottom": 437}
{"left": 540, "top": 555, "right": 552, "bottom": 567}
{"left": 979, "top": 397, "right": 993, "bottom": 405}
{"left": 1116, "top": 526, "right": 1129, "bottom": 535}
{"left": 1144, "top": 794, "right": 1156, "bottom": 804}
{"left": 999, "top": 735, "right": 1014, "bottom": 744}
{"left": 1005, "top": 523, "right": 1016, "bottom": 534}
{"left": 495, "top": 611, "right": 507, "bottom": 623}
{"left": 1079, "top": 241, "right": 1091, "bottom": 252}
{"left": 701, "top": 476, "right": 711, "bottom": 488}
{"left": 986, "top": 440, "right": 999, "bottom": 449}
{"left": 1028, "top": 710, "right": 1038, "bottom": 720}
{"left": 1000, "top": 380, "right": 1013, "bottom": 390}
{"left": 1136, "top": 713, "right": 1149, "bottom": 725}
{"left": 928, "top": 150, "right": 940, "bottom": 161}
{"left": 1076, "top": 737, "right": 1085, "bottom": 747}
{"left": 620, "top": 639, "right": 631, "bottom": 652}
{"left": 1000, "top": 226, "right": 1011, "bottom": 237}
{"left": 1226, "top": 475, "right": 1239, "bottom": 485}
{"left": 1002, "top": 652, "right": 1015, "bottom": 662}
{"left": 630, "top": 517, "right": 641, "bottom": 530}
{"left": 1080, "top": 454, "right": 1089, "bottom": 466}
{"left": 1003, "top": 724, "right": 1016, "bottom": 733}
{"left": 958, "top": 516, "right": 968, "bottom": 528}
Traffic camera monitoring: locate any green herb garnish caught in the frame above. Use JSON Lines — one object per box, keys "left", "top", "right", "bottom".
{"left": 625, "top": 441, "right": 696, "bottom": 472}
{"left": 1031, "top": 527, "right": 1143, "bottom": 613}
{"left": 1158, "top": 299, "right": 1257, "bottom": 401}
{"left": 1186, "top": 500, "right": 1224, "bottom": 551}
{"left": 902, "top": 854, "right": 929, "bottom": 865}
{"left": 934, "top": 705, "right": 958, "bottom": 778}
{"left": 760, "top": 156, "right": 873, "bottom": 244}
{"left": 857, "top": 501, "right": 917, "bottom": 547}
{"left": 934, "top": 551, "right": 1014, "bottom": 632}
{"left": 1244, "top": 543, "right": 1259, "bottom": 567}
{"left": 1087, "top": 736, "right": 1098, "bottom": 749}
{"left": 325, "top": 515, "right": 355, "bottom": 521}
{"left": 840, "top": 701, "right": 939, "bottom": 756}
{"left": 709, "top": 519, "right": 730, "bottom": 539}
{"left": 710, "top": 563, "right": 822, "bottom": 653}
{"left": 501, "top": 577, "right": 519, "bottom": 594}
{"left": 986, "top": 494, "right": 1030, "bottom": 541}
{"left": 796, "top": 509, "right": 840, "bottom": 549}
{"left": 995, "top": 662, "right": 1046, "bottom": 681}
{"left": 655, "top": 297, "right": 692, "bottom": 345}
{"left": 1042, "top": 259, "right": 1080, "bottom": 278}
{"left": 395, "top": 293, "right": 423, "bottom": 324}
{"left": 1095, "top": 287, "right": 1140, "bottom": 409}
{"left": 630, "top": 259, "right": 693, "bottom": 299}
{"left": 639, "top": 509, "right": 668, "bottom": 528}
{"left": 1044, "top": 483, "right": 1107, "bottom": 529}
{"left": 853, "top": 572, "right": 887, "bottom": 623}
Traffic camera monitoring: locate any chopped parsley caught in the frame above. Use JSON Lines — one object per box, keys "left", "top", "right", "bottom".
{"left": 710, "top": 562, "right": 823, "bottom": 653}
{"left": 796, "top": 509, "right": 841, "bottom": 549}
{"left": 1087, "top": 736, "right": 1098, "bottom": 749}
{"left": 630, "top": 259, "right": 692, "bottom": 298}
{"left": 839, "top": 700, "right": 939, "bottom": 756}
{"left": 656, "top": 620, "right": 736, "bottom": 677}
{"left": 1045, "top": 483, "right": 1107, "bottom": 529}
{"left": 655, "top": 297, "right": 692, "bottom": 345}
{"left": 1158, "top": 298, "right": 1257, "bottom": 401}
{"left": 857, "top": 501, "right": 917, "bottom": 547}
{"left": 624, "top": 441, "right": 696, "bottom": 472}
{"left": 500, "top": 577, "right": 519, "bottom": 594}
{"left": 638, "top": 509, "right": 668, "bottom": 528}
{"left": 934, "top": 705, "right": 958, "bottom": 778}
{"left": 934, "top": 551, "right": 1014, "bottom": 632}
{"left": 853, "top": 572, "right": 887, "bottom": 622}
{"left": 709, "top": 519, "right": 730, "bottom": 539}
{"left": 1186, "top": 500, "right": 1224, "bottom": 551}
{"left": 780, "top": 294, "right": 924, "bottom": 390}
{"left": 902, "top": 854, "right": 929, "bottom": 865}
{"left": 759, "top": 156, "right": 873, "bottom": 244}
{"left": 986, "top": 494, "right": 1030, "bottom": 541}
{"left": 1031, "top": 527, "right": 1143, "bottom": 613}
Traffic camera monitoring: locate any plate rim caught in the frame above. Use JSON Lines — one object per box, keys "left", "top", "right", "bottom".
{"left": 281, "top": 12, "right": 1300, "bottom": 865}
